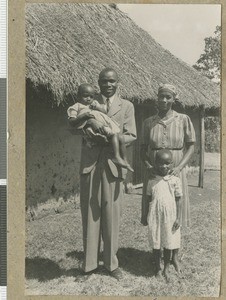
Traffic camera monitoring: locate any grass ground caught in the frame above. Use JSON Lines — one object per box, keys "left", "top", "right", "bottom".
{"left": 25, "top": 170, "right": 221, "bottom": 296}
{"left": 204, "top": 152, "right": 220, "bottom": 170}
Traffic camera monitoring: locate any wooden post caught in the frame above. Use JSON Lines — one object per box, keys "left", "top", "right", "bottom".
{"left": 199, "top": 105, "right": 205, "bottom": 188}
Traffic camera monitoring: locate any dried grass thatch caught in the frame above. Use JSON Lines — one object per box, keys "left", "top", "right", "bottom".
{"left": 26, "top": 3, "right": 220, "bottom": 108}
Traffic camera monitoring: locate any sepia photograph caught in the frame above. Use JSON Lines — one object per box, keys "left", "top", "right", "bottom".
{"left": 25, "top": 3, "right": 221, "bottom": 296}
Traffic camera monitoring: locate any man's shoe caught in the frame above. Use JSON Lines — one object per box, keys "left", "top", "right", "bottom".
{"left": 109, "top": 268, "right": 123, "bottom": 281}
{"left": 81, "top": 267, "right": 99, "bottom": 275}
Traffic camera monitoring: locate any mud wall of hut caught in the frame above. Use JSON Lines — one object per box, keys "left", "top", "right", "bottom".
{"left": 26, "top": 85, "right": 82, "bottom": 208}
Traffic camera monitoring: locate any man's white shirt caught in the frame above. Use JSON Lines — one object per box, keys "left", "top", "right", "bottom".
{"left": 101, "top": 94, "right": 116, "bottom": 112}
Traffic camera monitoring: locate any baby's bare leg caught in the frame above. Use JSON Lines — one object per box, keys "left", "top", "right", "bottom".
{"left": 110, "top": 134, "right": 128, "bottom": 168}
{"left": 118, "top": 134, "right": 127, "bottom": 161}
{"left": 118, "top": 134, "right": 134, "bottom": 172}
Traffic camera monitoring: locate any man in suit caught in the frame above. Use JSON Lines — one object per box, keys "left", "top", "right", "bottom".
{"left": 69, "top": 68, "right": 136, "bottom": 280}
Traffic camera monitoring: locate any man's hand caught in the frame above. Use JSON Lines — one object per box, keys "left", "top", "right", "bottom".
{"left": 86, "top": 119, "right": 106, "bottom": 135}
{"left": 172, "top": 219, "right": 181, "bottom": 231}
{"left": 79, "top": 111, "right": 95, "bottom": 119}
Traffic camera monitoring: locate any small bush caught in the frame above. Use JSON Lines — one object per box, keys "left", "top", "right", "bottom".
{"left": 205, "top": 116, "right": 220, "bottom": 153}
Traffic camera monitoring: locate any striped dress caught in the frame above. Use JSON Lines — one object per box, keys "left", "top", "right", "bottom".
{"left": 141, "top": 110, "right": 196, "bottom": 228}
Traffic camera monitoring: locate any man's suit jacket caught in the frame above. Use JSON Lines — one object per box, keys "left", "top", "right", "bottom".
{"left": 79, "top": 93, "right": 137, "bottom": 178}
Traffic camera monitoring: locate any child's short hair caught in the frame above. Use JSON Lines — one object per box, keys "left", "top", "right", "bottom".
{"left": 155, "top": 149, "right": 172, "bottom": 163}
{"left": 77, "top": 83, "right": 94, "bottom": 96}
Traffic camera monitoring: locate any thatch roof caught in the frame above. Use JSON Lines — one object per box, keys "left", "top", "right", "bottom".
{"left": 26, "top": 3, "right": 220, "bottom": 108}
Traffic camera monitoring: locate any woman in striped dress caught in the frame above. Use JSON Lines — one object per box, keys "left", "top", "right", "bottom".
{"left": 141, "top": 84, "right": 196, "bottom": 229}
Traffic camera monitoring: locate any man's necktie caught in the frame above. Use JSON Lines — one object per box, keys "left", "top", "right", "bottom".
{"left": 106, "top": 98, "right": 110, "bottom": 113}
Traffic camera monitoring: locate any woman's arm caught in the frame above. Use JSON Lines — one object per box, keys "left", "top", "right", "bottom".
{"left": 141, "top": 195, "right": 152, "bottom": 226}
{"left": 171, "top": 142, "right": 195, "bottom": 176}
{"left": 140, "top": 144, "right": 152, "bottom": 168}
{"left": 172, "top": 196, "right": 182, "bottom": 231}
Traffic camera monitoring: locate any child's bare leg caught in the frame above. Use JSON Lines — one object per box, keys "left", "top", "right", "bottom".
{"left": 153, "top": 249, "right": 162, "bottom": 278}
{"left": 163, "top": 248, "right": 171, "bottom": 282}
{"left": 110, "top": 134, "right": 128, "bottom": 168}
{"left": 118, "top": 134, "right": 134, "bottom": 172}
{"left": 172, "top": 249, "right": 180, "bottom": 273}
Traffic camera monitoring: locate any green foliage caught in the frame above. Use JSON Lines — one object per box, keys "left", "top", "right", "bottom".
{"left": 205, "top": 116, "right": 220, "bottom": 152}
{"left": 193, "top": 26, "right": 221, "bottom": 83}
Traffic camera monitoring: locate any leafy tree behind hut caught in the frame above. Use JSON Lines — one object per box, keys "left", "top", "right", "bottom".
{"left": 193, "top": 26, "right": 221, "bottom": 153}
{"left": 193, "top": 25, "right": 221, "bottom": 84}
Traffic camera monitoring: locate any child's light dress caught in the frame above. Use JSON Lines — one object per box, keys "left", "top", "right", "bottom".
{"left": 146, "top": 174, "right": 183, "bottom": 250}
{"left": 67, "top": 102, "right": 120, "bottom": 135}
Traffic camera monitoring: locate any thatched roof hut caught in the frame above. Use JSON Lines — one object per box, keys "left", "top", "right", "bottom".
{"left": 26, "top": 3, "right": 220, "bottom": 207}
{"left": 26, "top": 3, "right": 220, "bottom": 109}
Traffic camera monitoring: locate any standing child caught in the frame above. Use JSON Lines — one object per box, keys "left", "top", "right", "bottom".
{"left": 144, "top": 149, "right": 183, "bottom": 282}
{"left": 67, "top": 83, "right": 133, "bottom": 171}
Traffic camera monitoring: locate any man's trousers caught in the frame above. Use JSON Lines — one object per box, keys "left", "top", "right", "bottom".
{"left": 80, "top": 160, "right": 123, "bottom": 272}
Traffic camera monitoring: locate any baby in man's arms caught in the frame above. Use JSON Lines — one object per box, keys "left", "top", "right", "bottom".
{"left": 67, "top": 83, "right": 133, "bottom": 172}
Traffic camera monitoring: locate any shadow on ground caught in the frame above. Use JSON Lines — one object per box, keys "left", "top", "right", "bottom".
{"left": 66, "top": 250, "right": 84, "bottom": 260}
{"left": 67, "top": 248, "right": 155, "bottom": 277}
{"left": 118, "top": 247, "right": 155, "bottom": 277}
{"left": 25, "top": 256, "right": 82, "bottom": 282}
{"left": 26, "top": 248, "right": 155, "bottom": 282}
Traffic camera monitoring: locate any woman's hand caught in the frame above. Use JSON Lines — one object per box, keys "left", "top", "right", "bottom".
{"left": 144, "top": 161, "right": 152, "bottom": 169}
{"left": 144, "top": 161, "right": 155, "bottom": 177}
{"left": 170, "top": 166, "right": 182, "bottom": 177}
{"left": 170, "top": 143, "right": 195, "bottom": 177}
{"left": 172, "top": 219, "right": 181, "bottom": 231}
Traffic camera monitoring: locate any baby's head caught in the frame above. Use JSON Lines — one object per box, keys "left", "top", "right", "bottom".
{"left": 77, "top": 83, "right": 95, "bottom": 106}
{"left": 155, "top": 149, "right": 173, "bottom": 176}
